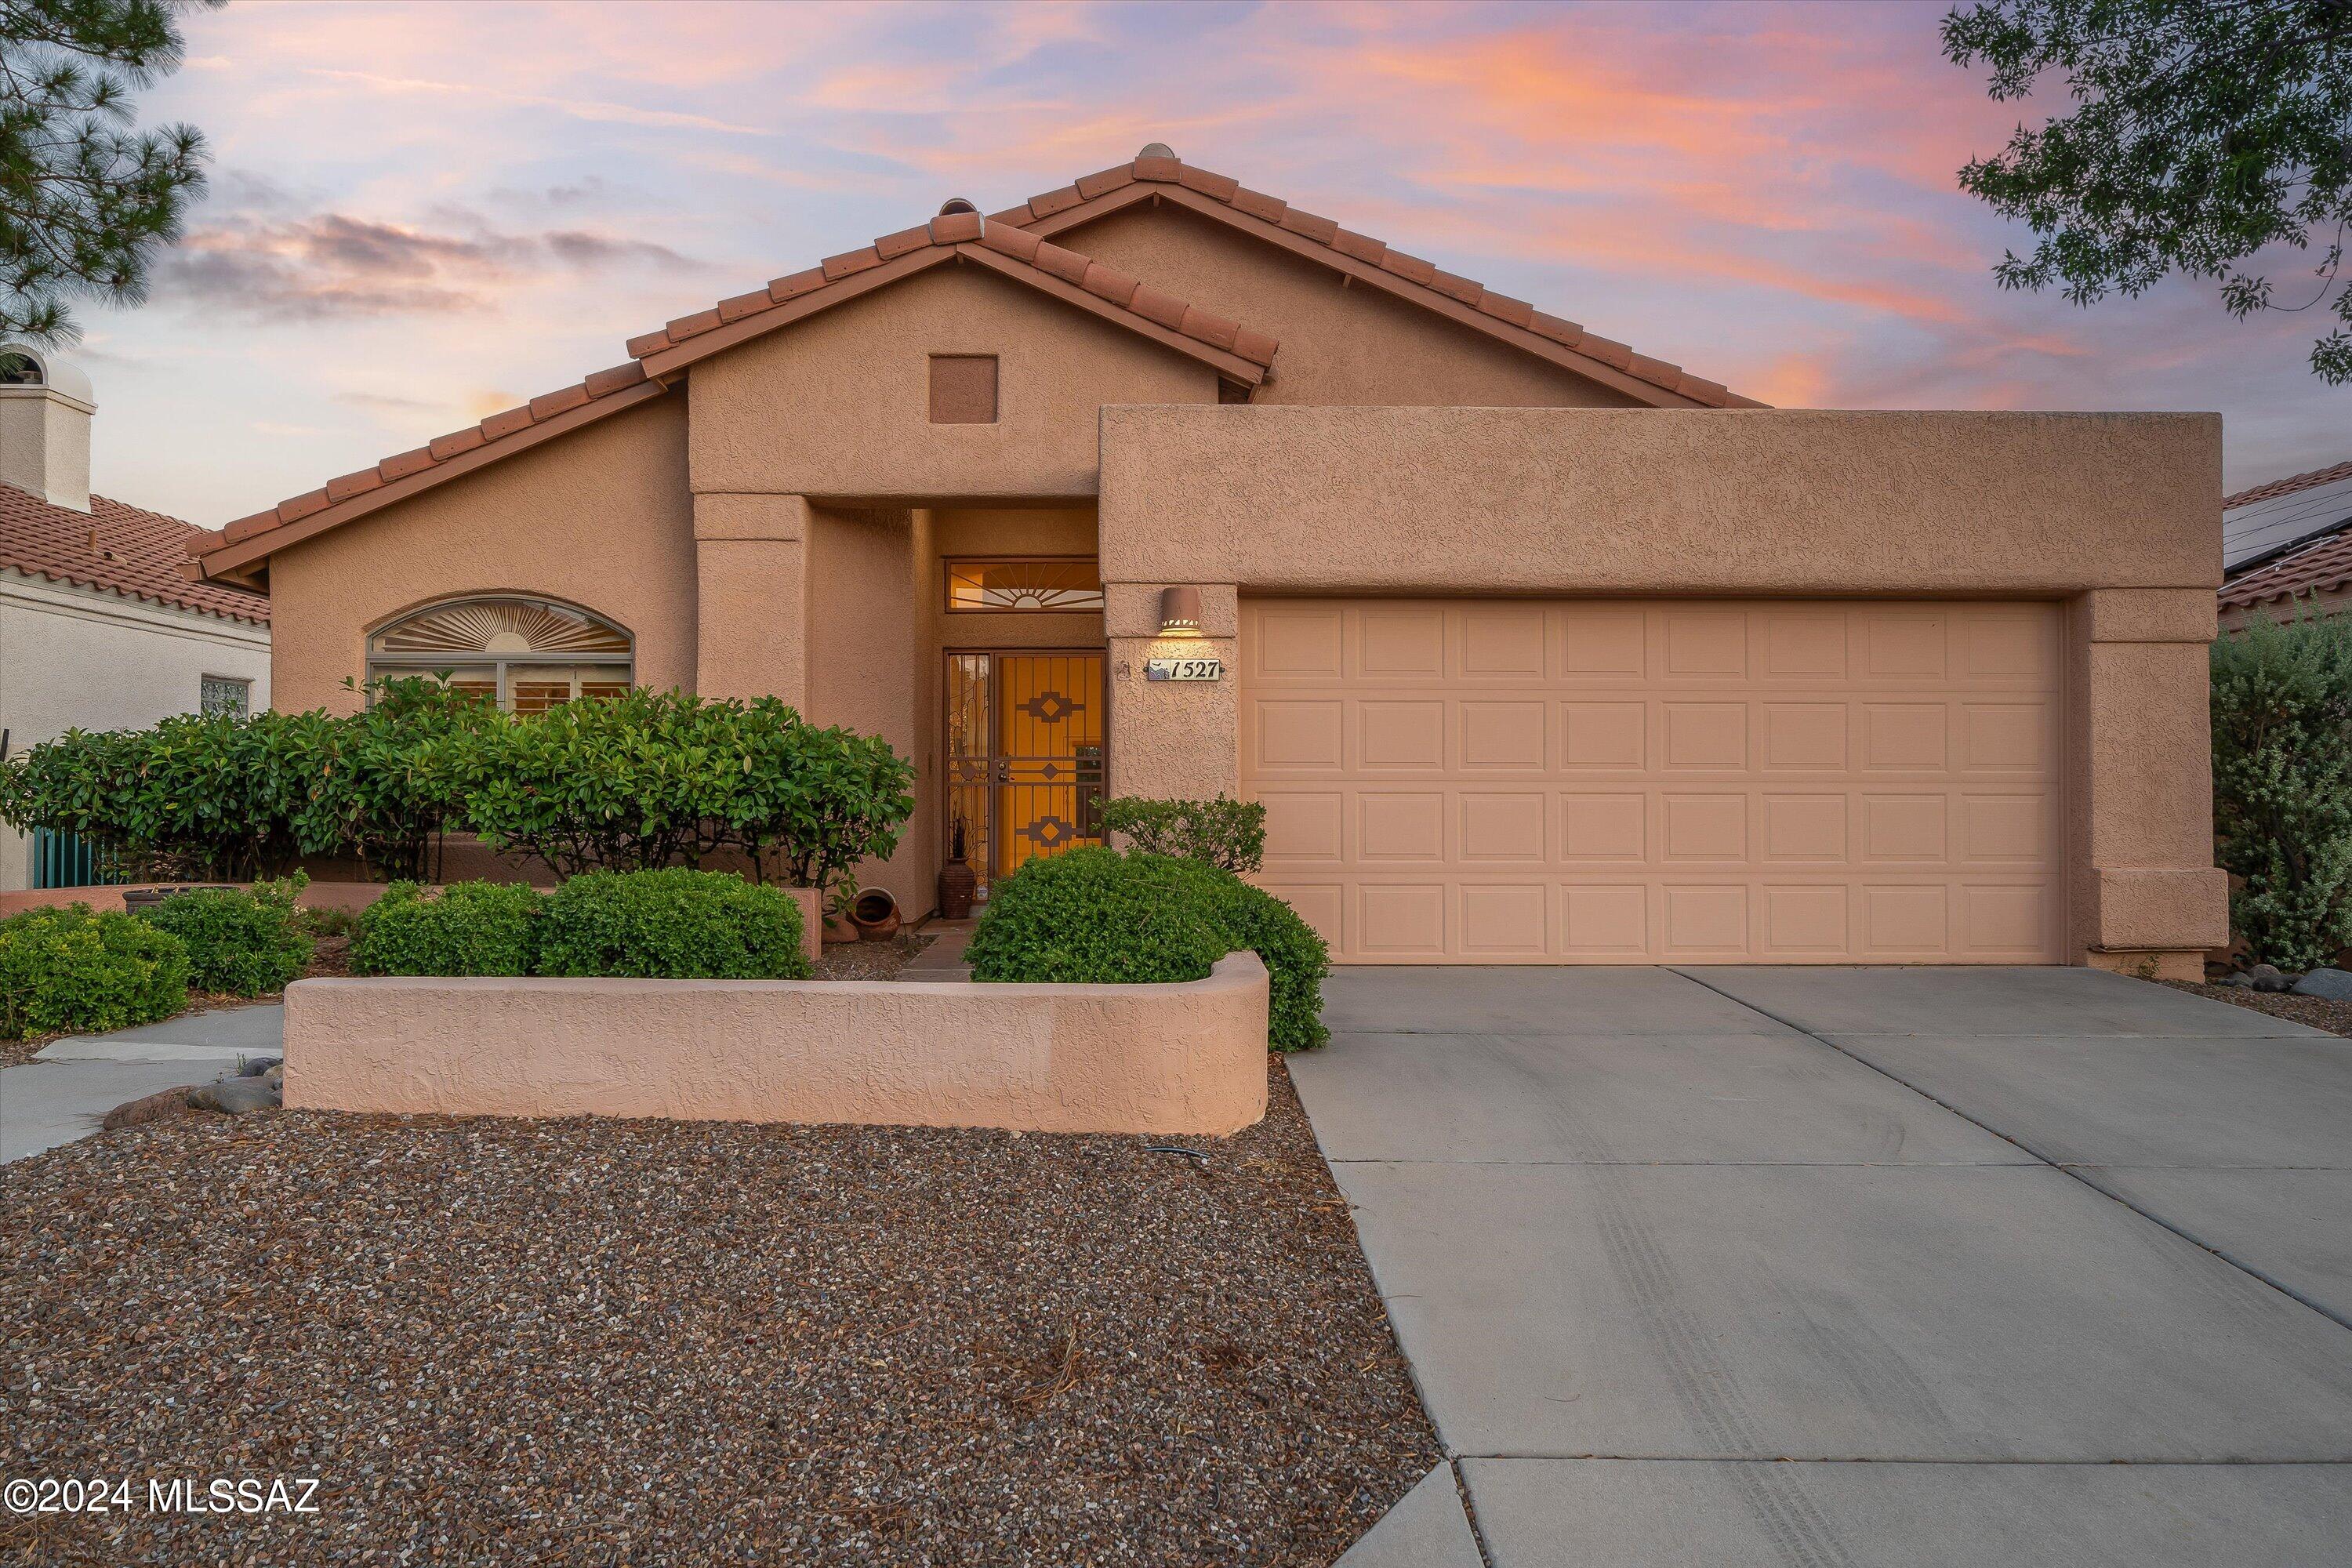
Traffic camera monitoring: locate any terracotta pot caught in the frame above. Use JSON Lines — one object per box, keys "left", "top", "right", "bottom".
{"left": 851, "top": 887, "right": 901, "bottom": 942}
{"left": 938, "top": 858, "right": 977, "bottom": 921}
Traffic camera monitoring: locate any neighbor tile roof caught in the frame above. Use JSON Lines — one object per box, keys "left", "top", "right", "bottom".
{"left": 2224, "top": 458, "right": 2352, "bottom": 512}
{"left": 2, "top": 484, "right": 267, "bottom": 624}
{"left": 990, "top": 154, "right": 1761, "bottom": 411}
{"left": 2220, "top": 528, "right": 2352, "bottom": 612}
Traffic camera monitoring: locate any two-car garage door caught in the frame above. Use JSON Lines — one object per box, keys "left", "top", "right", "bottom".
{"left": 1240, "top": 599, "right": 2063, "bottom": 964}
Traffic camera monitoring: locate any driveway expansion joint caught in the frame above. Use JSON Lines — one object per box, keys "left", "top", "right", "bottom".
{"left": 1669, "top": 967, "right": 2352, "bottom": 1338}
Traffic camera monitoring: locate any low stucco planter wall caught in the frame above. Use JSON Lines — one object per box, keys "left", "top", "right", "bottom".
{"left": 281, "top": 952, "right": 1270, "bottom": 1136}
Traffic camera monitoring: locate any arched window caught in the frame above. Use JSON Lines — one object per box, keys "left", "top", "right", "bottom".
{"left": 365, "top": 596, "right": 633, "bottom": 713}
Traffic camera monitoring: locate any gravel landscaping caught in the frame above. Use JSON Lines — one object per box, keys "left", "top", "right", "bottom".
{"left": 2165, "top": 979, "right": 2352, "bottom": 1037}
{"left": 811, "top": 931, "right": 931, "bottom": 982}
{"left": 0, "top": 1062, "right": 1436, "bottom": 1566}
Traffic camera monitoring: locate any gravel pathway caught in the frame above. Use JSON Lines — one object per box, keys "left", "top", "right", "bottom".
{"left": 0, "top": 1064, "right": 1436, "bottom": 1565}
{"left": 2164, "top": 980, "right": 2352, "bottom": 1037}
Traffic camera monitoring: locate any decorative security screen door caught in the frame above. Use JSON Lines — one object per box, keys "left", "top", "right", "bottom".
{"left": 945, "top": 652, "right": 1106, "bottom": 891}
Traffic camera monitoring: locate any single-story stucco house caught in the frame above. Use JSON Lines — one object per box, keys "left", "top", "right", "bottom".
{"left": 186, "top": 146, "right": 2224, "bottom": 975}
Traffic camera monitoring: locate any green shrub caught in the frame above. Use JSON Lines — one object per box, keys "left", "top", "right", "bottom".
{"left": 966, "top": 848, "right": 1233, "bottom": 986}
{"left": 1101, "top": 794, "right": 1268, "bottom": 873}
{"left": 534, "top": 869, "right": 811, "bottom": 979}
{"left": 1163, "top": 858, "right": 1331, "bottom": 1051}
{"left": 310, "top": 676, "right": 499, "bottom": 880}
{"left": 351, "top": 880, "right": 544, "bottom": 977}
{"left": 0, "top": 708, "right": 340, "bottom": 880}
{"left": 2212, "top": 608, "right": 2352, "bottom": 969}
{"left": 141, "top": 874, "right": 314, "bottom": 996}
{"left": 0, "top": 905, "right": 190, "bottom": 1040}
{"left": 967, "top": 848, "right": 1331, "bottom": 1050}
{"left": 416, "top": 689, "right": 915, "bottom": 885}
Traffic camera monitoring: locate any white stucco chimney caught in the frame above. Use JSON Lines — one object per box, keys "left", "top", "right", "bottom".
{"left": 0, "top": 344, "right": 94, "bottom": 513}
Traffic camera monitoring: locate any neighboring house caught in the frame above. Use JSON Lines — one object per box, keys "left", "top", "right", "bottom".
{"left": 187, "top": 146, "right": 2223, "bottom": 975}
{"left": 2218, "top": 458, "right": 2352, "bottom": 628}
{"left": 0, "top": 345, "right": 271, "bottom": 891}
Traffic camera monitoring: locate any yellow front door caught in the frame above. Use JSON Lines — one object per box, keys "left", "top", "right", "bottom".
{"left": 944, "top": 652, "right": 1106, "bottom": 888}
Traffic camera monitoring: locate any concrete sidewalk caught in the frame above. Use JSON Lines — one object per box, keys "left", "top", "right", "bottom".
{"left": 0, "top": 1004, "right": 283, "bottom": 1163}
{"left": 1299, "top": 966, "right": 2352, "bottom": 1567}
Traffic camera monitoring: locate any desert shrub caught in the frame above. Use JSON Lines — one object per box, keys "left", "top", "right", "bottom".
{"left": 416, "top": 690, "right": 914, "bottom": 886}
{"left": 141, "top": 873, "right": 314, "bottom": 996}
{"left": 967, "top": 848, "right": 1330, "bottom": 1048}
{"left": 2212, "top": 609, "right": 2352, "bottom": 970}
{"left": 0, "top": 905, "right": 190, "bottom": 1040}
{"left": 1101, "top": 794, "right": 1268, "bottom": 873}
{"left": 534, "top": 869, "right": 811, "bottom": 980}
{"left": 966, "top": 848, "right": 1232, "bottom": 985}
{"left": 0, "top": 709, "right": 339, "bottom": 880}
{"left": 351, "top": 880, "right": 544, "bottom": 977}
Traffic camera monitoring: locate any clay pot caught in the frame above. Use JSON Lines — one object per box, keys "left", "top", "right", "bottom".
{"left": 938, "top": 858, "right": 977, "bottom": 921}
{"left": 851, "top": 887, "right": 901, "bottom": 942}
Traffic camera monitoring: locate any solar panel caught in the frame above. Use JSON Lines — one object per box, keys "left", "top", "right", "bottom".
{"left": 2223, "top": 470, "right": 2352, "bottom": 572}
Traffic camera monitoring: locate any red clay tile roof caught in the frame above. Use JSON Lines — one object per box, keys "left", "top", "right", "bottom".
{"left": 2, "top": 484, "right": 267, "bottom": 624}
{"left": 2224, "top": 458, "right": 2352, "bottom": 511}
{"left": 2220, "top": 528, "right": 2352, "bottom": 612}
{"left": 624, "top": 209, "right": 1277, "bottom": 377}
{"left": 192, "top": 149, "right": 1758, "bottom": 585}
{"left": 990, "top": 154, "right": 1761, "bottom": 411}
{"left": 195, "top": 212, "right": 1279, "bottom": 582}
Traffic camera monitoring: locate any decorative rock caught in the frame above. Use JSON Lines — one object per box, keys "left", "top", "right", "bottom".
{"left": 190, "top": 1077, "right": 281, "bottom": 1116}
{"left": 2292, "top": 967, "right": 2352, "bottom": 1000}
{"left": 238, "top": 1055, "right": 284, "bottom": 1078}
{"left": 2246, "top": 964, "right": 2293, "bottom": 993}
{"left": 100, "top": 1086, "right": 199, "bottom": 1131}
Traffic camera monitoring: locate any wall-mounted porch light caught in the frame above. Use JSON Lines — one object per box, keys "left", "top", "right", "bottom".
{"left": 1158, "top": 585, "right": 1203, "bottom": 638}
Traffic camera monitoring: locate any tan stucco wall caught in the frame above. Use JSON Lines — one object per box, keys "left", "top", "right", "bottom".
{"left": 1062, "top": 203, "right": 1647, "bottom": 408}
{"left": 283, "top": 954, "right": 1271, "bottom": 1135}
{"left": 1099, "top": 406, "right": 2225, "bottom": 967}
{"left": 1098, "top": 406, "right": 2220, "bottom": 594}
{"left": 267, "top": 395, "right": 694, "bottom": 714}
{"left": 688, "top": 263, "right": 1218, "bottom": 501}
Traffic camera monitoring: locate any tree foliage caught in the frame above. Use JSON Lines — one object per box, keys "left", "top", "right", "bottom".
{"left": 0, "top": 0, "right": 217, "bottom": 343}
{"left": 1944, "top": 0, "right": 2352, "bottom": 381}
{"left": 2211, "top": 608, "right": 2352, "bottom": 969}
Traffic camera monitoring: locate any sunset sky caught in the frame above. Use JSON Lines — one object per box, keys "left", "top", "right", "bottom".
{"left": 73, "top": 0, "right": 2348, "bottom": 524}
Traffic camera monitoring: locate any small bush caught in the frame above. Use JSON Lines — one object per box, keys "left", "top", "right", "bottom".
{"left": 142, "top": 874, "right": 314, "bottom": 996}
{"left": 967, "top": 848, "right": 1331, "bottom": 1050}
{"left": 352, "top": 880, "right": 543, "bottom": 977}
{"left": 967, "top": 848, "right": 1232, "bottom": 985}
{"left": 534, "top": 869, "right": 811, "bottom": 980}
{"left": 0, "top": 905, "right": 190, "bottom": 1040}
{"left": 1102, "top": 795, "right": 1268, "bottom": 873}
{"left": 2212, "top": 609, "right": 2352, "bottom": 969}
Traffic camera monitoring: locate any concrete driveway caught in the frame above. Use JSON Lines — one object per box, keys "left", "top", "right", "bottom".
{"left": 1294, "top": 967, "right": 2352, "bottom": 1567}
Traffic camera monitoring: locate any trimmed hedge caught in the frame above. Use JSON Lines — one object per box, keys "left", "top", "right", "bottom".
{"left": 142, "top": 876, "right": 314, "bottom": 997}
{"left": 964, "top": 848, "right": 1232, "bottom": 987}
{"left": 0, "top": 905, "right": 191, "bottom": 1040}
{"left": 534, "top": 869, "right": 811, "bottom": 980}
{"left": 351, "top": 880, "right": 543, "bottom": 978}
{"left": 966, "top": 848, "right": 1331, "bottom": 1051}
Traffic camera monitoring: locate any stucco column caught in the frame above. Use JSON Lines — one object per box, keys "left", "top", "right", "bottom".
{"left": 1105, "top": 583, "right": 1240, "bottom": 801}
{"left": 693, "top": 493, "right": 808, "bottom": 705}
{"left": 2067, "top": 588, "right": 2227, "bottom": 978}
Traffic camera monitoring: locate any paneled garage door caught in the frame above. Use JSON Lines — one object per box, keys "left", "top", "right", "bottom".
{"left": 1241, "top": 599, "right": 2063, "bottom": 964}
